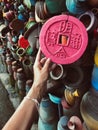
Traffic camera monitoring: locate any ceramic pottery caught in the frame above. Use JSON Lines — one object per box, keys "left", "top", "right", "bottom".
{"left": 39, "top": 97, "right": 58, "bottom": 122}
{"left": 80, "top": 89, "right": 98, "bottom": 130}
{"left": 94, "top": 45, "right": 98, "bottom": 66}
{"left": 45, "top": 0, "right": 66, "bottom": 14}
{"left": 64, "top": 65, "right": 83, "bottom": 89}
{"left": 11, "top": 45, "right": 19, "bottom": 60}
{"left": 26, "top": 79, "right": 33, "bottom": 94}
{"left": 9, "top": 18, "right": 25, "bottom": 34}
{"left": 18, "top": 36, "right": 29, "bottom": 49}
{"left": 38, "top": 97, "right": 58, "bottom": 130}
{"left": 64, "top": 89, "right": 79, "bottom": 106}
{"left": 35, "top": 1, "right": 49, "bottom": 20}
{"left": 50, "top": 64, "right": 64, "bottom": 80}
{"left": 67, "top": 116, "right": 83, "bottom": 130}
{"left": 24, "top": 23, "right": 41, "bottom": 52}
{"left": 23, "top": 0, "right": 36, "bottom": 9}
{"left": 16, "top": 47, "right": 25, "bottom": 58}
{"left": 78, "top": 11, "right": 98, "bottom": 33}
{"left": 57, "top": 116, "right": 69, "bottom": 130}
{"left": 66, "top": 0, "right": 87, "bottom": 15}
{"left": 91, "top": 64, "right": 98, "bottom": 91}
{"left": 22, "top": 57, "right": 33, "bottom": 79}
{"left": 39, "top": 14, "right": 88, "bottom": 64}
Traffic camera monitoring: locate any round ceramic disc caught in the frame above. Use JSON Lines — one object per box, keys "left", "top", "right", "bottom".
{"left": 39, "top": 14, "right": 88, "bottom": 64}
{"left": 18, "top": 36, "right": 29, "bottom": 49}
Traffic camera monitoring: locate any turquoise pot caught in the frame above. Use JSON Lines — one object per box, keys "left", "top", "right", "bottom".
{"left": 49, "top": 93, "right": 62, "bottom": 104}
{"left": 38, "top": 117, "right": 57, "bottom": 130}
{"left": 18, "top": 13, "right": 26, "bottom": 22}
{"left": 45, "top": 0, "right": 66, "bottom": 14}
{"left": 66, "top": 0, "right": 87, "bottom": 15}
{"left": 38, "top": 97, "right": 58, "bottom": 130}
{"left": 91, "top": 64, "right": 98, "bottom": 91}
{"left": 23, "top": 0, "right": 36, "bottom": 9}
{"left": 57, "top": 116, "right": 69, "bottom": 130}
{"left": 48, "top": 93, "right": 63, "bottom": 119}
{"left": 39, "top": 97, "right": 58, "bottom": 122}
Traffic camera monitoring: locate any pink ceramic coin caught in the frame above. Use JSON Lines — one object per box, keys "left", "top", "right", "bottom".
{"left": 39, "top": 14, "right": 88, "bottom": 64}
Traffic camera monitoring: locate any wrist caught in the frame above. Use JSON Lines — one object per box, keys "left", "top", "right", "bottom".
{"left": 27, "top": 83, "right": 46, "bottom": 102}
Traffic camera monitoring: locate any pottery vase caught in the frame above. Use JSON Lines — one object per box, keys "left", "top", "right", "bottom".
{"left": 80, "top": 88, "right": 98, "bottom": 130}
{"left": 38, "top": 97, "right": 58, "bottom": 130}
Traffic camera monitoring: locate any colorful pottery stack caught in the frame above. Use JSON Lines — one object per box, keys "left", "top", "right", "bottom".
{"left": 0, "top": 0, "right": 98, "bottom": 129}
{"left": 61, "top": 88, "right": 82, "bottom": 120}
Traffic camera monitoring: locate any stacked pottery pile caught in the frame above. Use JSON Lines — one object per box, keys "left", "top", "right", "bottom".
{"left": 0, "top": 0, "right": 98, "bottom": 129}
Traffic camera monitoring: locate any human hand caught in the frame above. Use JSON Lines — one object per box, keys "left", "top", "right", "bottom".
{"left": 28, "top": 48, "right": 56, "bottom": 99}
{"left": 33, "top": 48, "right": 51, "bottom": 87}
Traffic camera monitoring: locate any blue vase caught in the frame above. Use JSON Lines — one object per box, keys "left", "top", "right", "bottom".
{"left": 66, "top": 0, "right": 87, "bottom": 15}
{"left": 38, "top": 118, "right": 57, "bottom": 130}
{"left": 91, "top": 64, "right": 98, "bottom": 91}
{"left": 18, "top": 13, "right": 26, "bottom": 22}
{"left": 38, "top": 97, "right": 58, "bottom": 130}
{"left": 57, "top": 116, "right": 69, "bottom": 130}
{"left": 30, "top": 0, "right": 36, "bottom": 6}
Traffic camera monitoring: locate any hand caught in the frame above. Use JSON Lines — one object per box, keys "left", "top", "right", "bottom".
{"left": 27, "top": 48, "right": 56, "bottom": 99}
{"left": 33, "top": 48, "right": 51, "bottom": 87}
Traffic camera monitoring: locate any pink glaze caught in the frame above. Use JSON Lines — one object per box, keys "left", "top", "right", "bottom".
{"left": 39, "top": 14, "right": 88, "bottom": 64}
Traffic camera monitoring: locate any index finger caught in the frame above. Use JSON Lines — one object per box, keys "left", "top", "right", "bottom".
{"left": 35, "top": 48, "right": 41, "bottom": 63}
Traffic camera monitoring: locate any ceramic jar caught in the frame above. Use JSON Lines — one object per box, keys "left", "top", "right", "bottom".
{"left": 45, "top": 0, "right": 66, "bottom": 15}
{"left": 66, "top": 0, "right": 87, "bottom": 15}
{"left": 91, "top": 64, "right": 98, "bottom": 91}
{"left": 63, "top": 65, "right": 83, "bottom": 90}
{"left": 11, "top": 44, "right": 19, "bottom": 60}
{"left": 35, "top": 1, "right": 49, "bottom": 20}
{"left": 26, "top": 79, "right": 33, "bottom": 94}
{"left": 22, "top": 57, "right": 33, "bottom": 79}
{"left": 17, "top": 68, "right": 26, "bottom": 100}
{"left": 16, "top": 47, "right": 25, "bottom": 58}
{"left": 64, "top": 89, "right": 79, "bottom": 107}
{"left": 57, "top": 116, "right": 69, "bottom": 130}
{"left": 78, "top": 11, "right": 98, "bottom": 33}
{"left": 80, "top": 88, "right": 98, "bottom": 130}
{"left": 6, "top": 56, "right": 13, "bottom": 75}
{"left": 50, "top": 64, "right": 65, "bottom": 80}
{"left": 94, "top": 45, "right": 98, "bottom": 66}
{"left": 38, "top": 97, "right": 58, "bottom": 130}
{"left": 67, "top": 116, "right": 84, "bottom": 130}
